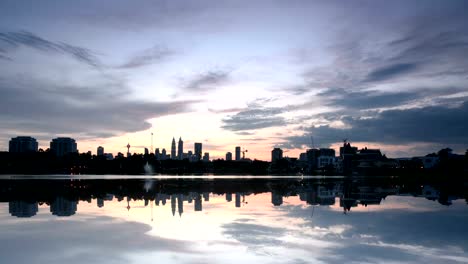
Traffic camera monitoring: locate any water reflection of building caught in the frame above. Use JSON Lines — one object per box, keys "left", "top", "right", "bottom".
{"left": 171, "top": 195, "right": 176, "bottom": 216}
{"left": 9, "top": 201, "right": 39, "bottom": 217}
{"left": 271, "top": 191, "right": 283, "bottom": 206}
{"left": 226, "top": 193, "right": 232, "bottom": 202}
{"left": 194, "top": 194, "right": 202, "bottom": 211}
{"left": 50, "top": 197, "right": 77, "bottom": 216}
{"left": 235, "top": 193, "right": 241, "bottom": 208}
{"left": 177, "top": 194, "right": 184, "bottom": 216}
{"left": 97, "top": 198, "right": 104, "bottom": 208}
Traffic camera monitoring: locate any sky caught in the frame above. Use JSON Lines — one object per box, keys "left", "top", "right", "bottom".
{"left": 0, "top": 0, "right": 467, "bottom": 160}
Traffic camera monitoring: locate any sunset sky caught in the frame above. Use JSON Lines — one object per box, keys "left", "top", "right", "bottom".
{"left": 1, "top": 0, "right": 467, "bottom": 160}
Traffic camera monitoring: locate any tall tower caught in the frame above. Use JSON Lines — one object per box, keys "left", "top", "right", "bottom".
{"left": 171, "top": 138, "right": 176, "bottom": 159}
{"left": 194, "top": 143, "right": 202, "bottom": 161}
{"left": 126, "top": 143, "right": 131, "bottom": 157}
{"left": 97, "top": 146, "right": 104, "bottom": 156}
{"left": 235, "top": 146, "right": 241, "bottom": 161}
{"left": 177, "top": 137, "right": 183, "bottom": 160}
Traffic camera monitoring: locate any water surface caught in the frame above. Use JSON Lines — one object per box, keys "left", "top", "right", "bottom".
{"left": 0, "top": 176, "right": 467, "bottom": 264}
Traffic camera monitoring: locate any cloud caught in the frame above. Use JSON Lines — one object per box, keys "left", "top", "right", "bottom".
{"left": 0, "top": 31, "right": 101, "bottom": 67}
{"left": 282, "top": 101, "right": 468, "bottom": 149}
{"left": 221, "top": 107, "right": 287, "bottom": 131}
{"left": 0, "top": 215, "right": 195, "bottom": 264}
{"left": 117, "top": 45, "right": 174, "bottom": 69}
{"left": 183, "top": 70, "right": 231, "bottom": 92}
{"left": 235, "top": 131, "right": 254, "bottom": 136}
{"left": 222, "top": 222, "right": 286, "bottom": 247}
{"left": 208, "top": 107, "right": 244, "bottom": 114}
{"left": 315, "top": 87, "right": 464, "bottom": 110}
{"left": 365, "top": 63, "right": 419, "bottom": 82}
{"left": 0, "top": 76, "right": 198, "bottom": 139}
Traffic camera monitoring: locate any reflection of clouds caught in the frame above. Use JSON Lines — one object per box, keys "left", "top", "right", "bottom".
{"left": 0, "top": 215, "right": 195, "bottom": 264}
{"left": 364, "top": 241, "right": 468, "bottom": 263}
{"left": 222, "top": 222, "right": 286, "bottom": 247}
{"left": 277, "top": 197, "right": 468, "bottom": 263}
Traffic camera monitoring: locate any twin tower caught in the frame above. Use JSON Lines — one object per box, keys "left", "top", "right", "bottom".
{"left": 171, "top": 137, "right": 183, "bottom": 160}
{"left": 170, "top": 137, "right": 203, "bottom": 161}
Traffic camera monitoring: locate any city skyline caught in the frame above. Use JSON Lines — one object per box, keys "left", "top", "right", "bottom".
{"left": 1, "top": 1, "right": 468, "bottom": 160}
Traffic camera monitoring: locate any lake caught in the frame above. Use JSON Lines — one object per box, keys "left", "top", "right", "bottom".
{"left": 0, "top": 175, "right": 467, "bottom": 264}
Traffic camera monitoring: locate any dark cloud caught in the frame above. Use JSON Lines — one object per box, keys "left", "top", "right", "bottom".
{"left": 117, "top": 45, "right": 174, "bottom": 69}
{"left": 0, "top": 54, "right": 12, "bottom": 61}
{"left": 365, "top": 63, "right": 419, "bottom": 82}
{"left": 221, "top": 107, "right": 287, "bottom": 131}
{"left": 315, "top": 87, "right": 463, "bottom": 110}
{"left": 282, "top": 102, "right": 468, "bottom": 149}
{"left": 0, "top": 31, "right": 101, "bottom": 67}
{"left": 0, "top": 76, "right": 198, "bottom": 139}
{"left": 183, "top": 70, "right": 231, "bottom": 92}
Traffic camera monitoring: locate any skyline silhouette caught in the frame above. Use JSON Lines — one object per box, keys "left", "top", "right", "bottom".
{"left": 1, "top": 1, "right": 468, "bottom": 160}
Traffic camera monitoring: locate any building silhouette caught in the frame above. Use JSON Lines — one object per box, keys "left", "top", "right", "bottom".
{"left": 271, "top": 148, "right": 283, "bottom": 162}
{"left": 177, "top": 137, "right": 183, "bottom": 160}
{"left": 97, "top": 146, "right": 104, "bottom": 156}
{"left": 155, "top": 148, "right": 160, "bottom": 159}
{"left": 9, "top": 136, "right": 38, "bottom": 153}
{"left": 171, "top": 138, "right": 176, "bottom": 159}
{"left": 235, "top": 146, "right": 241, "bottom": 161}
{"left": 203, "top": 152, "right": 210, "bottom": 162}
{"left": 50, "top": 137, "right": 77, "bottom": 157}
{"left": 226, "top": 152, "right": 232, "bottom": 161}
{"left": 194, "top": 143, "right": 202, "bottom": 161}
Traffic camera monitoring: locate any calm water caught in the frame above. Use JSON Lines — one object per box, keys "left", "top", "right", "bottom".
{"left": 0, "top": 176, "right": 467, "bottom": 264}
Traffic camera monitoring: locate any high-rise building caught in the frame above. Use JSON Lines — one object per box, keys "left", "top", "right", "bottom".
{"left": 203, "top": 152, "right": 210, "bottom": 162}
{"left": 319, "top": 148, "right": 335, "bottom": 157}
{"left": 235, "top": 146, "right": 241, "bottom": 161}
{"left": 97, "top": 146, "right": 104, "bottom": 156}
{"left": 299, "top": 153, "right": 307, "bottom": 161}
{"left": 9, "top": 136, "right": 38, "bottom": 153}
{"left": 177, "top": 137, "right": 183, "bottom": 160}
{"left": 155, "top": 148, "right": 160, "bottom": 160}
{"left": 271, "top": 148, "right": 283, "bottom": 162}
{"left": 144, "top": 148, "right": 149, "bottom": 155}
{"left": 162, "top": 148, "right": 167, "bottom": 160}
{"left": 306, "top": 149, "right": 320, "bottom": 170}
{"left": 194, "top": 143, "right": 202, "bottom": 161}
{"left": 226, "top": 152, "right": 232, "bottom": 161}
{"left": 171, "top": 138, "right": 176, "bottom": 159}
{"left": 50, "top": 137, "right": 77, "bottom": 157}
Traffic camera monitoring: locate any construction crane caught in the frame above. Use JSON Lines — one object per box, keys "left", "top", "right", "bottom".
{"left": 242, "top": 148, "right": 248, "bottom": 159}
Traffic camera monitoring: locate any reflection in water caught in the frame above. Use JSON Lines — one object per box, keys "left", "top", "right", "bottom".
{"left": 0, "top": 177, "right": 466, "bottom": 217}
{"left": 0, "top": 176, "right": 467, "bottom": 264}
